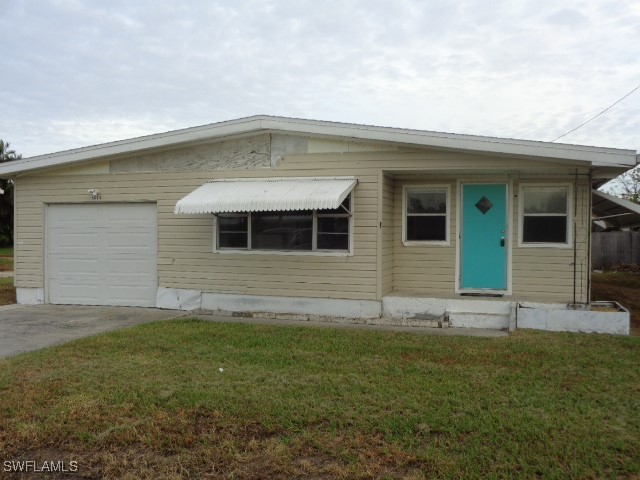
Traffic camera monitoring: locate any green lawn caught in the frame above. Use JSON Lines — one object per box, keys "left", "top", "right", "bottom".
{"left": 0, "top": 320, "right": 638, "bottom": 479}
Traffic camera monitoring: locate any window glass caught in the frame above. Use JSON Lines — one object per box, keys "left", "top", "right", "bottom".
{"left": 218, "top": 215, "right": 248, "bottom": 249}
{"left": 407, "top": 189, "right": 446, "bottom": 214}
{"left": 216, "top": 193, "right": 352, "bottom": 253}
{"left": 407, "top": 216, "right": 447, "bottom": 241}
{"left": 521, "top": 186, "right": 569, "bottom": 244}
{"left": 523, "top": 216, "right": 567, "bottom": 243}
{"left": 405, "top": 187, "right": 448, "bottom": 242}
{"left": 251, "top": 211, "right": 313, "bottom": 250}
{"left": 317, "top": 216, "right": 349, "bottom": 234}
{"left": 523, "top": 188, "right": 567, "bottom": 214}
{"left": 317, "top": 216, "right": 349, "bottom": 250}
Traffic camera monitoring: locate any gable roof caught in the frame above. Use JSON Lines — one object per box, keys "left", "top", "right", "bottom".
{"left": 0, "top": 115, "right": 637, "bottom": 177}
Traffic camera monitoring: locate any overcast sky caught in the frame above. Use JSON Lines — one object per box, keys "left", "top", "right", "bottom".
{"left": 1, "top": 0, "right": 639, "bottom": 158}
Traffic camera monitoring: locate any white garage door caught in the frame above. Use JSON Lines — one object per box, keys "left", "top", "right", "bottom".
{"left": 47, "top": 203, "right": 157, "bottom": 307}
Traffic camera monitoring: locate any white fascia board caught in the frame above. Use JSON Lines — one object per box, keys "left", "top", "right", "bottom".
{"left": 0, "top": 115, "right": 637, "bottom": 176}
{"left": 0, "top": 116, "right": 266, "bottom": 177}
{"left": 260, "top": 117, "right": 637, "bottom": 167}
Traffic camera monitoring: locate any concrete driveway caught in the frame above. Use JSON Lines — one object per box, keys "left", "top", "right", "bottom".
{"left": 0, "top": 304, "right": 187, "bottom": 359}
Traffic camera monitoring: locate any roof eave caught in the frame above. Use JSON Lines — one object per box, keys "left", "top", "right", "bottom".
{"left": 0, "top": 115, "right": 637, "bottom": 177}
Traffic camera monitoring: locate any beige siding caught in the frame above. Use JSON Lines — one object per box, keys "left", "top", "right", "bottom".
{"left": 393, "top": 177, "right": 458, "bottom": 296}
{"left": 391, "top": 175, "right": 590, "bottom": 303}
{"left": 511, "top": 177, "right": 590, "bottom": 303}
{"left": 15, "top": 160, "right": 381, "bottom": 301}
{"left": 381, "top": 175, "right": 394, "bottom": 295}
{"left": 13, "top": 133, "right": 594, "bottom": 305}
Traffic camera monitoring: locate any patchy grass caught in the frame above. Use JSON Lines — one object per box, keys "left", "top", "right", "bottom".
{"left": 592, "top": 271, "right": 640, "bottom": 336}
{"left": 0, "top": 321, "right": 638, "bottom": 479}
{"left": 0, "top": 277, "right": 15, "bottom": 306}
{"left": 0, "top": 247, "right": 12, "bottom": 272}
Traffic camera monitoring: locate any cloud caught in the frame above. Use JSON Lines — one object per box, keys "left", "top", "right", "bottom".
{"left": 1, "top": 0, "right": 638, "bottom": 156}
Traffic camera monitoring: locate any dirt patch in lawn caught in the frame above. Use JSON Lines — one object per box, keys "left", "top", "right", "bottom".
{"left": 0, "top": 252, "right": 12, "bottom": 272}
{"left": 3, "top": 421, "right": 424, "bottom": 480}
{"left": 0, "top": 277, "right": 15, "bottom": 306}
{"left": 592, "top": 271, "right": 640, "bottom": 335}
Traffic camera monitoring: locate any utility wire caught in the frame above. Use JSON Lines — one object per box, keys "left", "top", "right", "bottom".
{"left": 550, "top": 82, "right": 640, "bottom": 142}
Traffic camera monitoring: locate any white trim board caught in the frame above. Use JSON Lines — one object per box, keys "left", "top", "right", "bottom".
{"left": 1, "top": 115, "right": 636, "bottom": 177}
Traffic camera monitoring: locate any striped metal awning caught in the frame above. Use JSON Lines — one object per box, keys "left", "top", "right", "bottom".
{"left": 174, "top": 176, "right": 357, "bottom": 214}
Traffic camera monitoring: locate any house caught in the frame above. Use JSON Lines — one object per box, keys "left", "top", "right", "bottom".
{"left": 0, "top": 116, "right": 637, "bottom": 332}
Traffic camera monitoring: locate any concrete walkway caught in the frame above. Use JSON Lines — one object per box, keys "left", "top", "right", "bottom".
{"left": 0, "top": 271, "right": 13, "bottom": 278}
{"left": 0, "top": 304, "right": 188, "bottom": 359}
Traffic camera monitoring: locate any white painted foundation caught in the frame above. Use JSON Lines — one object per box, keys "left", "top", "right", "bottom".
{"left": 16, "top": 287, "right": 44, "bottom": 305}
{"left": 201, "top": 292, "right": 382, "bottom": 319}
{"left": 156, "top": 287, "right": 202, "bottom": 311}
{"left": 517, "top": 302, "right": 630, "bottom": 335}
{"left": 382, "top": 296, "right": 513, "bottom": 329}
{"left": 14, "top": 284, "right": 629, "bottom": 335}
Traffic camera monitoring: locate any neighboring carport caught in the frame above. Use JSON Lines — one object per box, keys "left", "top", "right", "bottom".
{"left": 592, "top": 190, "right": 640, "bottom": 229}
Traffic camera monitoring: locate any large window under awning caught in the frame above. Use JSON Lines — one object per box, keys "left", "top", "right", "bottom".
{"left": 174, "top": 177, "right": 358, "bottom": 214}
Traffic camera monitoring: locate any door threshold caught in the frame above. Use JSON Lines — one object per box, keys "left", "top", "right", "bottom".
{"left": 460, "top": 293, "right": 505, "bottom": 298}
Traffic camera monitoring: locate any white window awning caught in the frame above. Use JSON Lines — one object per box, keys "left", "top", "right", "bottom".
{"left": 174, "top": 176, "right": 358, "bottom": 214}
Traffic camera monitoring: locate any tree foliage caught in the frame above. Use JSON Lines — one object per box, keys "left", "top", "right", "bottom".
{"left": 0, "top": 140, "right": 22, "bottom": 247}
{"left": 603, "top": 165, "right": 640, "bottom": 204}
{"left": 615, "top": 166, "right": 640, "bottom": 204}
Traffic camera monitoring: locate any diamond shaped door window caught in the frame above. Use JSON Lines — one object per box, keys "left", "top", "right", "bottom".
{"left": 475, "top": 196, "right": 493, "bottom": 215}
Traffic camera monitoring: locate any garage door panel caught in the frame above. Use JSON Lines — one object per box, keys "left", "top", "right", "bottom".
{"left": 106, "top": 286, "right": 156, "bottom": 303}
{"left": 47, "top": 204, "right": 157, "bottom": 307}
{"left": 106, "top": 231, "right": 155, "bottom": 249}
{"left": 49, "top": 205, "right": 101, "bottom": 228}
{"left": 105, "top": 259, "right": 155, "bottom": 275}
{"left": 51, "top": 257, "right": 100, "bottom": 274}
{"left": 49, "top": 282, "right": 102, "bottom": 306}
{"left": 48, "top": 232, "right": 102, "bottom": 253}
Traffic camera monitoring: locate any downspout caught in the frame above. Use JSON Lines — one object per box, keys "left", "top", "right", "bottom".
{"left": 573, "top": 169, "right": 578, "bottom": 306}
{"left": 587, "top": 169, "right": 593, "bottom": 304}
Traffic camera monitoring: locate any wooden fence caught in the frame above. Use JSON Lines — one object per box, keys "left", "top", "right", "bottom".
{"left": 592, "top": 231, "right": 640, "bottom": 270}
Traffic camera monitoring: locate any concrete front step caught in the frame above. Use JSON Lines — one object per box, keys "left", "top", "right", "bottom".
{"left": 383, "top": 296, "right": 515, "bottom": 330}
{"left": 446, "top": 311, "right": 510, "bottom": 329}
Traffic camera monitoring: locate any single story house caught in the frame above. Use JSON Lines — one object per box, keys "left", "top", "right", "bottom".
{"left": 1, "top": 116, "right": 637, "bottom": 332}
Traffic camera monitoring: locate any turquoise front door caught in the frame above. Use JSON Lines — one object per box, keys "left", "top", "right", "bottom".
{"left": 461, "top": 183, "right": 508, "bottom": 290}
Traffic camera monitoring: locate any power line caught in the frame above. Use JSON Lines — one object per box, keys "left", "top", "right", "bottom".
{"left": 550, "top": 82, "right": 640, "bottom": 142}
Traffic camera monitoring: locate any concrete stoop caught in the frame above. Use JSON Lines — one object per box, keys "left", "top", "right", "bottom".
{"left": 383, "top": 296, "right": 515, "bottom": 331}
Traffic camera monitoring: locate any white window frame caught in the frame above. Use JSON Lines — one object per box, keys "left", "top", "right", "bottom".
{"left": 518, "top": 183, "right": 573, "bottom": 248}
{"left": 213, "top": 193, "right": 354, "bottom": 256}
{"left": 402, "top": 184, "right": 451, "bottom": 246}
